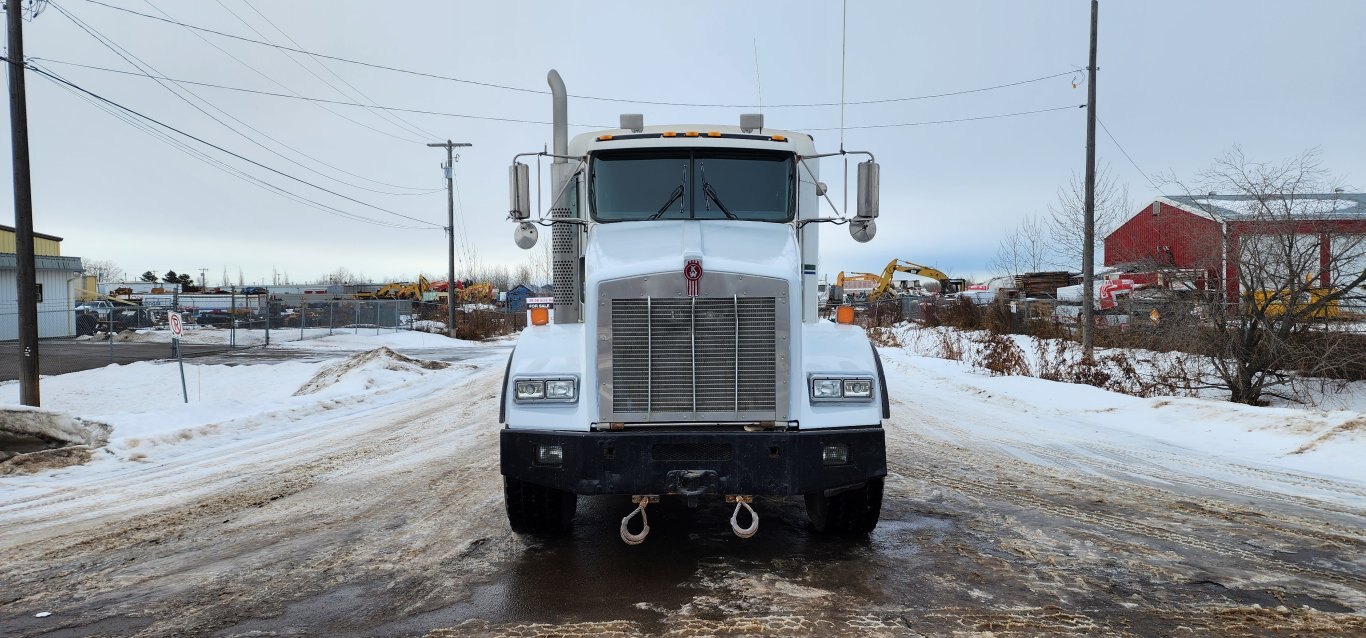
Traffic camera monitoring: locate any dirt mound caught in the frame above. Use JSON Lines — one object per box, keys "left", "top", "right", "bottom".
{"left": 294, "top": 347, "right": 450, "bottom": 396}
{"left": 1, "top": 407, "right": 112, "bottom": 475}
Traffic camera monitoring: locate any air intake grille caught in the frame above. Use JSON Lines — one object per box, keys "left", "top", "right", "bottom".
{"left": 611, "top": 297, "right": 777, "bottom": 416}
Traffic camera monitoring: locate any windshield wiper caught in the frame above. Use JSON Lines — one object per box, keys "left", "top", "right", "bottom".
{"left": 646, "top": 164, "right": 689, "bottom": 220}
{"left": 647, "top": 184, "right": 684, "bottom": 220}
{"left": 699, "top": 162, "right": 738, "bottom": 219}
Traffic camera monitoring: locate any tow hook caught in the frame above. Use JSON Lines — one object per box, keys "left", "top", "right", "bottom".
{"left": 727, "top": 495, "right": 759, "bottom": 539}
{"left": 621, "top": 495, "right": 658, "bottom": 545}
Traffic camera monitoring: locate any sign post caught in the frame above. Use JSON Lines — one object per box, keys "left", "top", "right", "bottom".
{"left": 170, "top": 312, "right": 188, "bottom": 404}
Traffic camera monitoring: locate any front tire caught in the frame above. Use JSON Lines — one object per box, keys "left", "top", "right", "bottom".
{"left": 503, "top": 476, "right": 577, "bottom": 534}
{"left": 805, "top": 478, "right": 884, "bottom": 534}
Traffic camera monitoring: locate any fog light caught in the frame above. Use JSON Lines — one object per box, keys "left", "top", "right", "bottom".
{"left": 822, "top": 444, "right": 849, "bottom": 466}
{"left": 536, "top": 445, "right": 564, "bottom": 465}
{"left": 545, "top": 379, "right": 576, "bottom": 400}
{"left": 842, "top": 379, "right": 873, "bottom": 398}
{"left": 811, "top": 378, "right": 841, "bottom": 399}
{"left": 515, "top": 380, "right": 545, "bottom": 400}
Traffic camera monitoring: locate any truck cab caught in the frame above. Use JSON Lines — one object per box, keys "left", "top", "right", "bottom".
{"left": 499, "top": 72, "right": 888, "bottom": 541}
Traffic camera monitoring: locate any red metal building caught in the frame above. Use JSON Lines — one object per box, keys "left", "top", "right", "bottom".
{"left": 1104, "top": 194, "right": 1366, "bottom": 304}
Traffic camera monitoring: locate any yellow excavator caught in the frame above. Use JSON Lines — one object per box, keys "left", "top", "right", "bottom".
{"left": 863, "top": 259, "right": 967, "bottom": 301}
{"left": 354, "top": 275, "right": 431, "bottom": 301}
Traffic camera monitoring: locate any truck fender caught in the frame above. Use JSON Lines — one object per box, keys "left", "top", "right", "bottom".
{"left": 498, "top": 347, "right": 515, "bottom": 424}
{"left": 870, "top": 343, "right": 890, "bottom": 420}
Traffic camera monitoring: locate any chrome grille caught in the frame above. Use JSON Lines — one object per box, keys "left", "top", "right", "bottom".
{"left": 610, "top": 296, "right": 777, "bottom": 418}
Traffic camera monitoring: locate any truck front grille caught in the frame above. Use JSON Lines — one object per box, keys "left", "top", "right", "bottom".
{"left": 611, "top": 297, "right": 777, "bottom": 417}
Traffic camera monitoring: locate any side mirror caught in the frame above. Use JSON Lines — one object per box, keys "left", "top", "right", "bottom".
{"left": 856, "top": 160, "right": 879, "bottom": 219}
{"left": 514, "top": 222, "right": 539, "bottom": 249}
{"left": 509, "top": 163, "right": 531, "bottom": 220}
{"left": 849, "top": 218, "right": 877, "bottom": 243}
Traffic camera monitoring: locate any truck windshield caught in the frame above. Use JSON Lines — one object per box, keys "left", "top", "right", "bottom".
{"left": 590, "top": 149, "right": 794, "bottom": 222}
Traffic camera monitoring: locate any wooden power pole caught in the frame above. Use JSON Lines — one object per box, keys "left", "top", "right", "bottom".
{"left": 7, "top": 0, "right": 39, "bottom": 405}
{"left": 1081, "top": 0, "right": 1099, "bottom": 358}
{"left": 427, "top": 140, "right": 471, "bottom": 339}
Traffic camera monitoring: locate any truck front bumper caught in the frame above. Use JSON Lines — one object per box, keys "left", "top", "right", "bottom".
{"left": 500, "top": 427, "right": 886, "bottom": 497}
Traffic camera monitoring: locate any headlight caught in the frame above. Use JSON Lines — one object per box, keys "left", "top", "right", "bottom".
{"left": 515, "top": 380, "right": 545, "bottom": 400}
{"left": 809, "top": 375, "right": 875, "bottom": 402}
{"left": 545, "top": 379, "right": 576, "bottom": 400}
{"left": 513, "top": 376, "right": 578, "bottom": 403}
{"left": 811, "top": 378, "right": 842, "bottom": 399}
{"left": 842, "top": 379, "right": 873, "bottom": 398}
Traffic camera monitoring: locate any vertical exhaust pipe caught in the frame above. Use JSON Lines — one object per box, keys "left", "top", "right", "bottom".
{"left": 549, "top": 70, "right": 567, "bottom": 162}
{"left": 547, "top": 70, "right": 580, "bottom": 323}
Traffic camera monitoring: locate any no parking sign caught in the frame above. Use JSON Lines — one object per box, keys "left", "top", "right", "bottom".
{"left": 168, "top": 312, "right": 183, "bottom": 339}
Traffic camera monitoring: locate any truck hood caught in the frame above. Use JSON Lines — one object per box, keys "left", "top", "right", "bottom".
{"left": 585, "top": 220, "right": 800, "bottom": 284}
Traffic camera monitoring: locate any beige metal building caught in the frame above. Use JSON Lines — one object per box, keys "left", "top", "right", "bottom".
{"left": 1, "top": 224, "right": 84, "bottom": 340}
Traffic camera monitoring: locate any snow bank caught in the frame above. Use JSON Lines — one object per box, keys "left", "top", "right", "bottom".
{"left": 0, "top": 406, "right": 111, "bottom": 448}
{"left": 879, "top": 345, "right": 1366, "bottom": 484}
{"left": 275, "top": 330, "right": 476, "bottom": 351}
{"left": 0, "top": 330, "right": 501, "bottom": 474}
{"left": 0, "top": 406, "right": 112, "bottom": 474}
{"left": 294, "top": 347, "right": 451, "bottom": 396}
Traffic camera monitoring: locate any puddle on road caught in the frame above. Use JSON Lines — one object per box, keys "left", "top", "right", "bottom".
{"left": 371, "top": 492, "right": 957, "bottom": 636}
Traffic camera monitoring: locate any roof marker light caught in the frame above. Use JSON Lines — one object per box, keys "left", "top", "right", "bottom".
{"left": 685, "top": 131, "right": 700, "bottom": 137}
{"left": 771, "top": 134, "right": 787, "bottom": 142}
{"left": 662, "top": 131, "right": 677, "bottom": 137}
{"left": 597, "top": 134, "right": 614, "bottom": 141}
{"left": 707, "top": 131, "right": 721, "bottom": 137}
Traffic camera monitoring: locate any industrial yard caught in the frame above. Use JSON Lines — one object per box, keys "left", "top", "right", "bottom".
{"left": 1, "top": 332, "right": 1362, "bottom": 636}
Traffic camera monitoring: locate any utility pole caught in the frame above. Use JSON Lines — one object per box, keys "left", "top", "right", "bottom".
{"left": 198, "top": 267, "right": 208, "bottom": 290}
{"left": 7, "top": 0, "right": 39, "bottom": 406}
{"left": 1081, "top": 0, "right": 1099, "bottom": 359}
{"left": 428, "top": 139, "right": 471, "bottom": 339}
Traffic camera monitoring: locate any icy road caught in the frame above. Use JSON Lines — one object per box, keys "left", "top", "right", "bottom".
{"left": 1, "top": 333, "right": 1363, "bottom": 637}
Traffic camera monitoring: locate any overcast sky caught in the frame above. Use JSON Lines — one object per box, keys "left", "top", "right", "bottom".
{"left": 3, "top": 0, "right": 1363, "bottom": 286}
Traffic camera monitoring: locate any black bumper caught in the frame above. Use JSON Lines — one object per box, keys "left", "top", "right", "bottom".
{"left": 500, "top": 427, "right": 886, "bottom": 496}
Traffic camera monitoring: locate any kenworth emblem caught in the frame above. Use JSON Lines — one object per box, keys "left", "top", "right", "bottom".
{"left": 684, "top": 259, "right": 703, "bottom": 297}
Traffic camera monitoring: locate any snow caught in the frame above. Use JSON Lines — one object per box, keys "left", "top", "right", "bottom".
{"left": 0, "top": 333, "right": 491, "bottom": 468}
{"left": 878, "top": 332, "right": 1366, "bottom": 486}
{"left": 0, "top": 405, "right": 110, "bottom": 448}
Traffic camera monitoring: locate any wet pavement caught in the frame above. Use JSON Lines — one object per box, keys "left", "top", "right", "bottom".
{"left": 2, "top": 364, "right": 1363, "bottom": 636}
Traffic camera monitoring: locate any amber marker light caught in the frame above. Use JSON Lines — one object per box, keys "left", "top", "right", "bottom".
{"left": 530, "top": 307, "right": 550, "bottom": 326}
{"left": 836, "top": 305, "right": 855, "bottom": 324}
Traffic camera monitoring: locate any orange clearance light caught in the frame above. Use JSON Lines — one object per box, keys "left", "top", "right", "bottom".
{"left": 771, "top": 134, "right": 787, "bottom": 142}
{"left": 836, "top": 305, "right": 855, "bottom": 324}
{"left": 530, "top": 307, "right": 550, "bottom": 326}
{"left": 707, "top": 131, "right": 721, "bottom": 137}
{"left": 662, "top": 131, "right": 677, "bottom": 137}
{"left": 597, "top": 134, "right": 614, "bottom": 141}
{"left": 685, "top": 131, "right": 700, "bottom": 137}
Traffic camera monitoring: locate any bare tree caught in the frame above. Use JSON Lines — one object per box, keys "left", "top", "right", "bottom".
{"left": 991, "top": 213, "right": 1052, "bottom": 277}
{"left": 1047, "top": 164, "right": 1131, "bottom": 270}
{"left": 82, "top": 259, "right": 125, "bottom": 283}
{"left": 1173, "top": 148, "right": 1365, "bottom": 405}
{"left": 322, "top": 267, "right": 357, "bottom": 285}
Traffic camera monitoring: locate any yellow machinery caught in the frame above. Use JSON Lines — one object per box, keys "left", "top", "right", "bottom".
{"left": 1251, "top": 287, "right": 1340, "bottom": 319}
{"left": 455, "top": 282, "right": 495, "bottom": 304}
{"left": 354, "top": 276, "right": 431, "bottom": 301}
{"left": 864, "top": 259, "right": 967, "bottom": 301}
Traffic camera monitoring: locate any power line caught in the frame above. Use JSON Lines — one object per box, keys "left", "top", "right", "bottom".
{"left": 79, "top": 0, "right": 1075, "bottom": 109}
{"left": 34, "top": 57, "right": 1086, "bottom": 134}
{"left": 51, "top": 2, "right": 444, "bottom": 197}
{"left": 32, "top": 57, "right": 610, "bottom": 127}
{"left": 797, "top": 104, "right": 1085, "bottom": 131}
{"left": 18, "top": 59, "right": 443, "bottom": 228}
{"left": 130, "top": 1, "right": 437, "bottom": 156}
{"left": 1097, "top": 117, "right": 1159, "bottom": 191}
{"left": 35, "top": 62, "right": 428, "bottom": 229}
{"left": 211, "top": 0, "right": 440, "bottom": 141}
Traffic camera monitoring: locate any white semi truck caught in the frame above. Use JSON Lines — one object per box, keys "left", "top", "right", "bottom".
{"left": 500, "top": 71, "right": 888, "bottom": 543}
